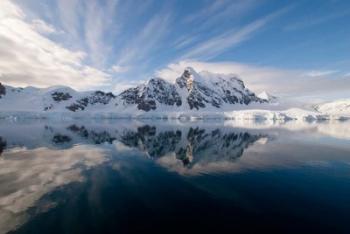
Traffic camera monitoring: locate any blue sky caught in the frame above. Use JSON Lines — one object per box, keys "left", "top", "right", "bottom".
{"left": 0, "top": 0, "right": 349, "bottom": 100}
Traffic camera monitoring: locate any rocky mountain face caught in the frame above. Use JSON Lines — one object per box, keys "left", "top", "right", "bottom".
{"left": 65, "top": 91, "right": 115, "bottom": 112}
{"left": 177, "top": 68, "right": 265, "bottom": 109}
{"left": 117, "top": 67, "right": 266, "bottom": 111}
{"left": 0, "top": 67, "right": 267, "bottom": 113}
{"left": 117, "top": 78, "right": 182, "bottom": 111}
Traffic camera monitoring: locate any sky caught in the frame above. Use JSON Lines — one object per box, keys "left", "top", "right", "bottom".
{"left": 0, "top": 0, "right": 349, "bottom": 101}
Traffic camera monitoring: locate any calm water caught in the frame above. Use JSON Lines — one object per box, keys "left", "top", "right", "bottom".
{"left": 0, "top": 120, "right": 350, "bottom": 234}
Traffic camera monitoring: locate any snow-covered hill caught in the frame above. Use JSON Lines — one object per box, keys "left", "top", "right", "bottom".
{"left": 0, "top": 83, "right": 116, "bottom": 112}
{"left": 0, "top": 68, "right": 349, "bottom": 121}
{"left": 314, "top": 99, "right": 350, "bottom": 117}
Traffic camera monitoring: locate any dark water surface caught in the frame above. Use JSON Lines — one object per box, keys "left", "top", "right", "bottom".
{"left": 0, "top": 120, "right": 350, "bottom": 234}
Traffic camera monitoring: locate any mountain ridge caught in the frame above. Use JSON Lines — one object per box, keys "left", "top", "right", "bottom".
{"left": 0, "top": 67, "right": 267, "bottom": 113}
{"left": 0, "top": 68, "right": 349, "bottom": 121}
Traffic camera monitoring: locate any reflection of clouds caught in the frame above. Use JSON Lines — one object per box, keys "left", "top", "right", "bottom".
{"left": 316, "top": 122, "right": 350, "bottom": 140}
{"left": 0, "top": 145, "right": 109, "bottom": 234}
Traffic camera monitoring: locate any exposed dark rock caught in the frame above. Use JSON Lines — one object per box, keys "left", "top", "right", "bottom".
{"left": 51, "top": 92, "right": 72, "bottom": 102}
{"left": 66, "top": 91, "right": 116, "bottom": 112}
{"left": 67, "top": 125, "right": 89, "bottom": 137}
{"left": 187, "top": 81, "right": 223, "bottom": 109}
{"left": 52, "top": 134, "right": 72, "bottom": 144}
{"left": 44, "top": 104, "right": 53, "bottom": 111}
{"left": 0, "top": 83, "right": 6, "bottom": 98}
{"left": 118, "top": 78, "right": 182, "bottom": 111}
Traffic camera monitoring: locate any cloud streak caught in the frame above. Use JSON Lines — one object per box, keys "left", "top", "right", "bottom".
{"left": 181, "top": 7, "right": 290, "bottom": 60}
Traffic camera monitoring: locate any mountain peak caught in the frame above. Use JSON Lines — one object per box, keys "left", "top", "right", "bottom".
{"left": 258, "top": 91, "right": 277, "bottom": 102}
{"left": 176, "top": 68, "right": 194, "bottom": 91}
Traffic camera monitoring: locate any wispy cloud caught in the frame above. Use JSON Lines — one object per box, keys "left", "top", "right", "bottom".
{"left": 172, "top": 35, "right": 199, "bottom": 50}
{"left": 183, "top": 0, "right": 231, "bottom": 23}
{"left": 83, "top": 0, "right": 119, "bottom": 67}
{"left": 57, "top": 0, "right": 82, "bottom": 40}
{"left": 284, "top": 9, "right": 350, "bottom": 31}
{"left": 183, "top": 0, "right": 259, "bottom": 30}
{"left": 113, "top": 10, "right": 172, "bottom": 69}
{"left": 181, "top": 7, "right": 290, "bottom": 60}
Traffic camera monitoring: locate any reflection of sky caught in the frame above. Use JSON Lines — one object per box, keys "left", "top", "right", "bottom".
{"left": 0, "top": 121, "right": 350, "bottom": 233}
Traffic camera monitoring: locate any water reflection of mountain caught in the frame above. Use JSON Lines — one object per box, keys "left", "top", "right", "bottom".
{"left": 0, "top": 123, "right": 268, "bottom": 167}
{"left": 118, "top": 125, "right": 266, "bottom": 168}
{"left": 0, "top": 137, "right": 6, "bottom": 156}
{"left": 61, "top": 124, "right": 267, "bottom": 168}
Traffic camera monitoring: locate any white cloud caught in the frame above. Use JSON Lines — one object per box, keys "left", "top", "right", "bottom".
{"left": 0, "top": 0, "right": 110, "bottom": 90}
{"left": 156, "top": 60, "right": 350, "bottom": 99}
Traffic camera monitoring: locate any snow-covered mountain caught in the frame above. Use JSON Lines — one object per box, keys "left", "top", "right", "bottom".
{"left": 0, "top": 67, "right": 266, "bottom": 113}
{"left": 0, "top": 68, "right": 349, "bottom": 121}
{"left": 116, "top": 67, "right": 266, "bottom": 111}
